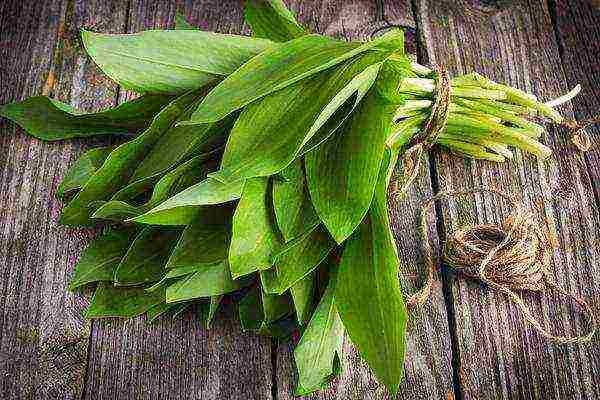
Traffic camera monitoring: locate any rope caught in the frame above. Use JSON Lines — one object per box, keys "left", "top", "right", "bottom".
{"left": 409, "top": 188, "right": 597, "bottom": 344}
{"left": 562, "top": 115, "right": 600, "bottom": 152}
{"left": 395, "top": 65, "right": 452, "bottom": 195}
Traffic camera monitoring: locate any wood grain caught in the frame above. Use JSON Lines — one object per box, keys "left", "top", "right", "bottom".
{"left": 81, "top": 2, "right": 273, "bottom": 400}
{"left": 415, "top": 0, "right": 600, "bottom": 398}
{"left": 2, "top": 1, "right": 599, "bottom": 399}
{"left": 551, "top": 0, "right": 600, "bottom": 204}
{"left": 274, "top": 2, "right": 455, "bottom": 399}
{"left": 0, "top": 1, "right": 127, "bottom": 399}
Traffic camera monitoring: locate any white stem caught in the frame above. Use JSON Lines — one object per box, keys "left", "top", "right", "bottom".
{"left": 544, "top": 84, "right": 581, "bottom": 108}
{"left": 411, "top": 62, "right": 433, "bottom": 76}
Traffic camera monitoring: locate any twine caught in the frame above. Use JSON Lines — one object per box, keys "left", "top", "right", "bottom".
{"left": 562, "top": 115, "right": 600, "bottom": 152}
{"left": 396, "top": 65, "right": 452, "bottom": 195}
{"left": 408, "top": 188, "right": 597, "bottom": 345}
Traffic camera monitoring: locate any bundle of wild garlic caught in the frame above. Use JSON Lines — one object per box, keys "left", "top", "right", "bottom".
{"left": 1, "top": 0, "right": 578, "bottom": 395}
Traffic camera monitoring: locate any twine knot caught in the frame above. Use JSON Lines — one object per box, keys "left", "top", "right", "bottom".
{"left": 396, "top": 65, "right": 452, "bottom": 195}
{"left": 562, "top": 115, "right": 600, "bottom": 152}
{"left": 409, "top": 188, "right": 597, "bottom": 345}
{"left": 444, "top": 206, "right": 547, "bottom": 292}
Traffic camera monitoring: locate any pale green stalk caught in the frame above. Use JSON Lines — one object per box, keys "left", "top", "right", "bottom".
{"left": 437, "top": 138, "right": 506, "bottom": 162}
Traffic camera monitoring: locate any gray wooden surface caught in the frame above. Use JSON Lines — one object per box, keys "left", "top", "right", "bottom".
{"left": 0, "top": 1, "right": 598, "bottom": 399}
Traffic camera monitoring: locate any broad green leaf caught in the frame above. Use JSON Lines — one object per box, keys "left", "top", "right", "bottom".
{"left": 266, "top": 224, "right": 334, "bottom": 294}
{"left": 166, "top": 208, "right": 232, "bottom": 269}
{"left": 166, "top": 261, "right": 242, "bottom": 302}
{"left": 229, "top": 178, "right": 282, "bottom": 278}
{"left": 171, "top": 303, "right": 191, "bottom": 319}
{"left": 272, "top": 160, "right": 319, "bottom": 242}
{"left": 114, "top": 227, "right": 181, "bottom": 286}
{"left": 191, "top": 34, "right": 378, "bottom": 123}
{"left": 131, "top": 177, "right": 242, "bottom": 225}
{"left": 107, "top": 175, "right": 161, "bottom": 204}
{"left": 82, "top": 29, "right": 273, "bottom": 94}
{"left": 59, "top": 91, "right": 201, "bottom": 226}
{"left": 239, "top": 285, "right": 293, "bottom": 337}
{"left": 306, "top": 89, "right": 394, "bottom": 243}
{"left": 92, "top": 154, "right": 215, "bottom": 221}
{"left": 174, "top": 11, "right": 196, "bottom": 30}
{"left": 146, "top": 264, "right": 200, "bottom": 292}
{"left": 0, "top": 94, "right": 172, "bottom": 141}
{"left": 197, "top": 295, "right": 222, "bottom": 329}
{"left": 129, "top": 100, "right": 229, "bottom": 183}
{"left": 244, "top": 0, "right": 306, "bottom": 42}
{"left": 92, "top": 200, "right": 142, "bottom": 221}
{"left": 208, "top": 52, "right": 385, "bottom": 183}
{"left": 100, "top": 96, "right": 225, "bottom": 206}
{"left": 294, "top": 273, "right": 344, "bottom": 395}
{"left": 86, "top": 284, "right": 165, "bottom": 318}
{"left": 57, "top": 146, "right": 112, "bottom": 199}
{"left": 146, "top": 302, "right": 173, "bottom": 323}
{"left": 290, "top": 271, "right": 316, "bottom": 325}
{"left": 297, "top": 60, "right": 383, "bottom": 154}
{"left": 69, "top": 228, "right": 137, "bottom": 290}
{"left": 335, "top": 149, "right": 407, "bottom": 395}
{"left": 146, "top": 301, "right": 191, "bottom": 323}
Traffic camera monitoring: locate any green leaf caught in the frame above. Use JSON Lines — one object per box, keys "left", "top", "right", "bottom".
{"left": 174, "top": 11, "right": 196, "bottom": 30}
{"left": 146, "top": 264, "right": 200, "bottom": 292}
{"left": 335, "top": 148, "right": 407, "bottom": 395}
{"left": 57, "top": 146, "right": 112, "bottom": 199}
{"left": 0, "top": 94, "right": 173, "bottom": 141}
{"left": 98, "top": 97, "right": 226, "bottom": 208}
{"left": 272, "top": 160, "right": 319, "bottom": 242}
{"left": 129, "top": 101, "right": 229, "bottom": 183}
{"left": 266, "top": 224, "right": 334, "bottom": 294}
{"left": 208, "top": 52, "right": 385, "bottom": 183}
{"left": 244, "top": 0, "right": 306, "bottom": 42}
{"left": 190, "top": 33, "right": 387, "bottom": 123}
{"left": 91, "top": 200, "right": 142, "bottom": 221}
{"left": 106, "top": 175, "right": 161, "bottom": 204}
{"left": 290, "top": 271, "right": 316, "bottom": 325}
{"left": 197, "top": 295, "right": 223, "bottom": 329}
{"left": 239, "top": 284, "right": 293, "bottom": 337}
{"left": 165, "top": 262, "right": 243, "bottom": 302}
{"left": 165, "top": 208, "right": 232, "bottom": 269}
{"left": 229, "top": 178, "right": 282, "bottom": 279}
{"left": 130, "top": 177, "right": 242, "bottom": 225}
{"left": 59, "top": 91, "right": 200, "bottom": 226}
{"left": 146, "top": 302, "right": 173, "bottom": 323}
{"left": 306, "top": 88, "right": 394, "bottom": 243}
{"left": 69, "top": 228, "right": 138, "bottom": 290}
{"left": 114, "top": 227, "right": 181, "bottom": 286}
{"left": 294, "top": 272, "right": 344, "bottom": 395}
{"left": 86, "top": 284, "right": 165, "bottom": 318}
{"left": 171, "top": 303, "right": 191, "bottom": 319}
{"left": 146, "top": 301, "right": 193, "bottom": 323}
{"left": 297, "top": 58, "right": 384, "bottom": 154}
{"left": 92, "top": 154, "right": 215, "bottom": 222}
{"left": 82, "top": 29, "right": 273, "bottom": 94}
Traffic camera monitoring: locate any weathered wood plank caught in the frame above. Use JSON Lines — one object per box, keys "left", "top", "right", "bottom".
{"left": 81, "top": 2, "right": 273, "bottom": 399}
{"left": 0, "top": 1, "right": 128, "bottom": 399}
{"left": 275, "top": 2, "right": 455, "bottom": 399}
{"left": 551, "top": 0, "right": 600, "bottom": 201}
{"left": 415, "top": 0, "right": 600, "bottom": 398}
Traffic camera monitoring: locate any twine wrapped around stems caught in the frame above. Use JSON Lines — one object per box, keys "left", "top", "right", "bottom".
{"left": 395, "top": 65, "right": 452, "bottom": 195}
{"left": 409, "top": 188, "right": 597, "bottom": 345}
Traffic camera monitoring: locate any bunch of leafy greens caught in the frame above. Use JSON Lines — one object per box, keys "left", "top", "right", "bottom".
{"left": 1, "top": 0, "right": 570, "bottom": 395}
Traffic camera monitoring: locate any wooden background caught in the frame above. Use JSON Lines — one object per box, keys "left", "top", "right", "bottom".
{"left": 1, "top": 0, "right": 598, "bottom": 399}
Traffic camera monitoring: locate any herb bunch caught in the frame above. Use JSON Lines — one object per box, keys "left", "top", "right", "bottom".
{"left": 1, "top": 0, "right": 575, "bottom": 395}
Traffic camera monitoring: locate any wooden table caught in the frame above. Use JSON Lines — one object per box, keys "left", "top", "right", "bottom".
{"left": 1, "top": 1, "right": 598, "bottom": 399}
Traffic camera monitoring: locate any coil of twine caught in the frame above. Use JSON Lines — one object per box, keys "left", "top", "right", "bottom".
{"left": 409, "top": 188, "right": 597, "bottom": 344}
